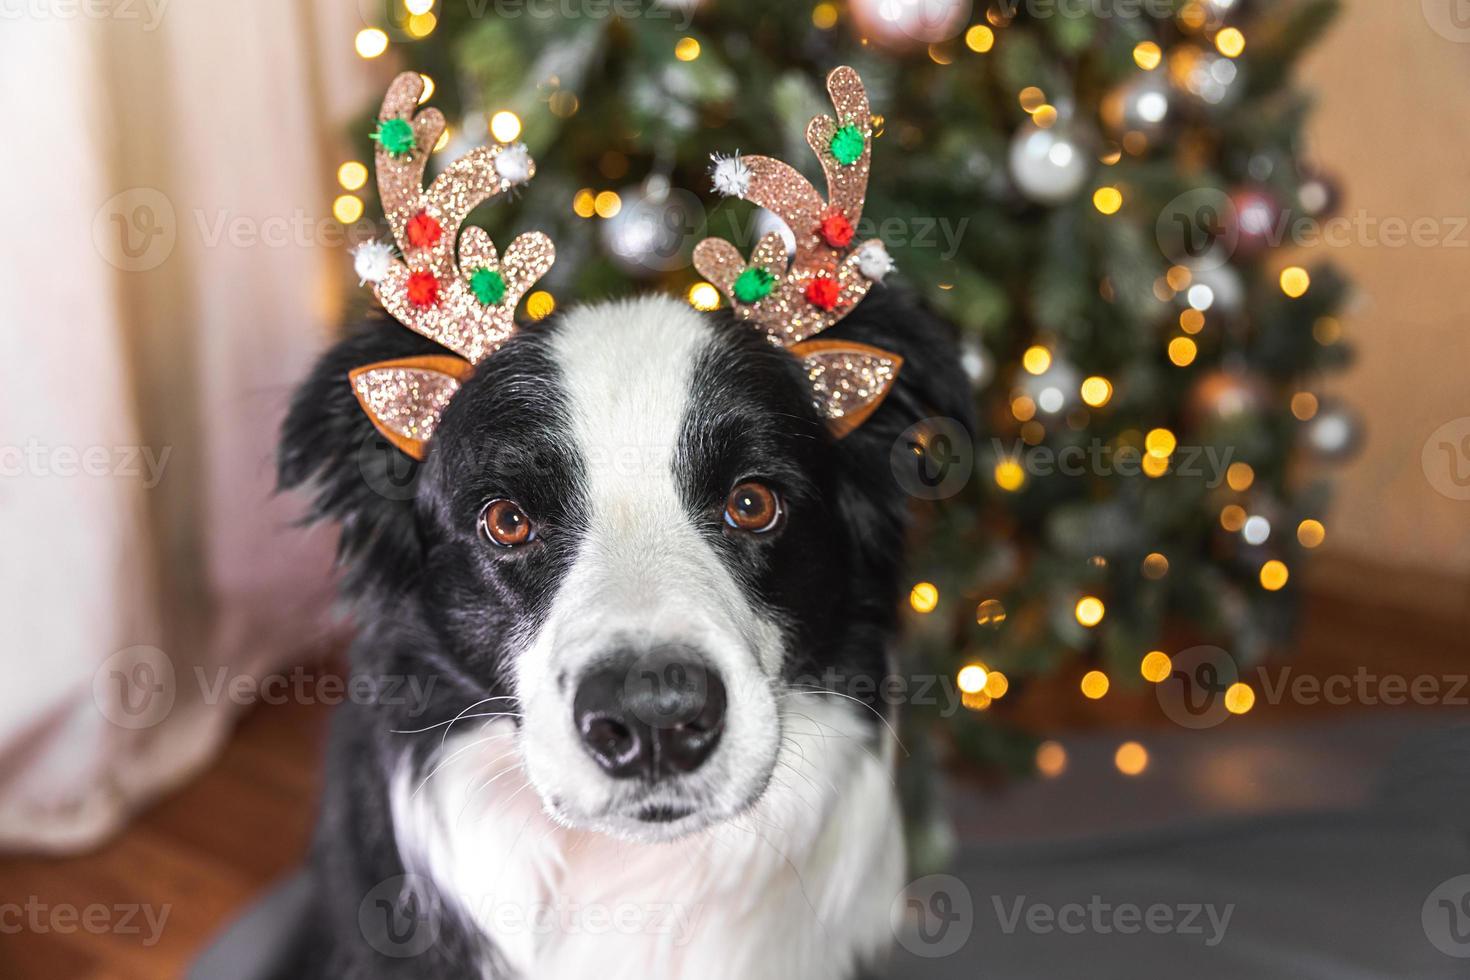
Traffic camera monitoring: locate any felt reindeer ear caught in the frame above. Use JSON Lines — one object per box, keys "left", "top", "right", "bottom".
{"left": 348, "top": 72, "right": 555, "bottom": 457}
{"left": 694, "top": 66, "right": 903, "bottom": 438}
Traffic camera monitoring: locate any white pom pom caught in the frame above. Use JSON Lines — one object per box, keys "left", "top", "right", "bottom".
{"left": 856, "top": 240, "right": 895, "bottom": 282}
{"left": 496, "top": 143, "right": 532, "bottom": 185}
{"left": 710, "top": 151, "right": 751, "bottom": 198}
{"left": 353, "top": 240, "right": 395, "bottom": 285}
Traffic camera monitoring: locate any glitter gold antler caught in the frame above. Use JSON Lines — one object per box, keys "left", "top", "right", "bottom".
{"left": 694, "top": 66, "right": 902, "bottom": 438}
{"left": 349, "top": 72, "right": 556, "bottom": 459}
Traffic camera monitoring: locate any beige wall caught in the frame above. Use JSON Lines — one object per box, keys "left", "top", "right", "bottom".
{"left": 1298, "top": 0, "right": 1470, "bottom": 584}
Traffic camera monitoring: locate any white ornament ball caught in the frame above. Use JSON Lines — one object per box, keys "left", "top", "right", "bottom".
{"left": 1009, "top": 124, "right": 1091, "bottom": 205}
{"left": 1103, "top": 73, "right": 1174, "bottom": 140}
{"left": 353, "top": 240, "right": 395, "bottom": 285}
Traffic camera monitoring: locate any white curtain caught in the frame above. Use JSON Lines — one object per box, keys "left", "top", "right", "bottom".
{"left": 0, "top": 0, "right": 376, "bottom": 851}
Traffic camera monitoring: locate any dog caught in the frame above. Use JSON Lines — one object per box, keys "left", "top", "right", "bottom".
{"left": 275, "top": 68, "right": 971, "bottom": 979}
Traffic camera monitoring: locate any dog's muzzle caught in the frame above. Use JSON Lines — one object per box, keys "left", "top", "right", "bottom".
{"left": 572, "top": 646, "right": 727, "bottom": 782}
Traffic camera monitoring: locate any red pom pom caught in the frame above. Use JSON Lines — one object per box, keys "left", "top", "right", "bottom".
{"left": 818, "top": 213, "right": 855, "bottom": 249}
{"left": 406, "top": 212, "right": 442, "bottom": 248}
{"left": 804, "top": 277, "right": 840, "bottom": 310}
{"left": 407, "top": 271, "right": 440, "bottom": 307}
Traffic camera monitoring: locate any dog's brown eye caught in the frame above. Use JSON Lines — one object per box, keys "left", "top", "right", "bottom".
{"left": 724, "top": 482, "right": 781, "bottom": 533}
{"left": 479, "top": 499, "right": 534, "bottom": 548}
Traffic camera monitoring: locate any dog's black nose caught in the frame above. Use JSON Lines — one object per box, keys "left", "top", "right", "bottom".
{"left": 573, "top": 648, "right": 726, "bottom": 780}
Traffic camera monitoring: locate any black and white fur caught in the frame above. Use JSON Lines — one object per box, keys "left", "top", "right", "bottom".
{"left": 277, "top": 286, "right": 971, "bottom": 979}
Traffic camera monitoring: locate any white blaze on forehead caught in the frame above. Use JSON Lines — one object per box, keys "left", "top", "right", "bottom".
{"left": 544, "top": 294, "right": 760, "bottom": 649}
{"left": 518, "top": 295, "right": 785, "bottom": 835}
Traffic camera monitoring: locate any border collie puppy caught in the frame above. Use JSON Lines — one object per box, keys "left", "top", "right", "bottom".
{"left": 276, "top": 68, "right": 970, "bottom": 980}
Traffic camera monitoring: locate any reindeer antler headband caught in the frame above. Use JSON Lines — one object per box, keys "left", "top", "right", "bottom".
{"left": 348, "top": 72, "right": 555, "bottom": 459}
{"left": 694, "top": 66, "right": 902, "bottom": 438}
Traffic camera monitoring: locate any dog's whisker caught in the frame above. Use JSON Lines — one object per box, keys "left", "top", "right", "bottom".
{"left": 780, "top": 686, "right": 908, "bottom": 755}
{"left": 412, "top": 737, "right": 519, "bottom": 799}
{"left": 390, "top": 708, "right": 523, "bottom": 735}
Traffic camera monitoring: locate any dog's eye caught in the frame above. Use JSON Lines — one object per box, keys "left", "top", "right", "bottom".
{"left": 724, "top": 482, "right": 782, "bottom": 533}
{"left": 479, "top": 499, "right": 535, "bottom": 548}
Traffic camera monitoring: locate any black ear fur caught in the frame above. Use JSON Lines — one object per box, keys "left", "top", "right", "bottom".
{"left": 278, "top": 314, "right": 444, "bottom": 602}
{"left": 819, "top": 284, "right": 976, "bottom": 588}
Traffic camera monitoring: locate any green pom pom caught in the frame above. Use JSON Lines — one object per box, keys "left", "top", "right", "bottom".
{"left": 733, "top": 266, "right": 776, "bottom": 304}
{"left": 470, "top": 267, "right": 508, "bottom": 306}
{"left": 829, "top": 124, "right": 866, "bottom": 166}
{"left": 373, "top": 118, "right": 417, "bottom": 157}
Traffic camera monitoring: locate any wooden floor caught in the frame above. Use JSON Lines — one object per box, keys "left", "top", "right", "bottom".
{"left": 0, "top": 586, "right": 1463, "bottom": 979}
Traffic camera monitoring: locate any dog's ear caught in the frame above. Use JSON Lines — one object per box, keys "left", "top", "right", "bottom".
{"left": 278, "top": 315, "right": 446, "bottom": 601}
{"left": 818, "top": 285, "right": 977, "bottom": 581}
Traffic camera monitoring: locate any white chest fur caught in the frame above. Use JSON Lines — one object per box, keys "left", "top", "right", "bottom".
{"left": 390, "top": 696, "right": 904, "bottom": 980}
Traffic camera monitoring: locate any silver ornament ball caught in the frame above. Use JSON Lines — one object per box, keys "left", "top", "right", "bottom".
{"left": 1009, "top": 123, "right": 1092, "bottom": 205}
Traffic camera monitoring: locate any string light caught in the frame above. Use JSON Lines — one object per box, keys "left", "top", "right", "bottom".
{"left": 1142, "top": 552, "right": 1169, "bottom": 579}
{"left": 489, "top": 110, "right": 522, "bottom": 143}
{"left": 1019, "top": 87, "right": 1047, "bottom": 113}
{"left": 1080, "top": 670, "right": 1110, "bottom": 699}
{"left": 1115, "top": 741, "right": 1149, "bottom": 776}
{"left": 1225, "top": 682, "right": 1256, "bottom": 714}
{"left": 404, "top": 0, "right": 434, "bottom": 13}
{"left": 1133, "top": 41, "right": 1163, "bottom": 70}
{"left": 1145, "top": 428, "right": 1176, "bottom": 459}
{"left": 1280, "top": 266, "right": 1312, "bottom": 298}
{"left": 337, "top": 161, "right": 368, "bottom": 191}
{"left": 1142, "top": 454, "right": 1169, "bottom": 478}
{"left": 910, "top": 582, "right": 940, "bottom": 614}
{"left": 1093, "top": 186, "right": 1124, "bottom": 215}
{"left": 1075, "top": 596, "right": 1106, "bottom": 627}
{"left": 1292, "top": 392, "right": 1319, "bottom": 420}
{"left": 1032, "top": 104, "right": 1058, "bottom": 128}
{"left": 965, "top": 24, "right": 995, "bottom": 52}
{"left": 406, "top": 12, "right": 437, "bottom": 37}
{"left": 1166, "top": 265, "right": 1192, "bottom": 291}
{"left": 572, "top": 188, "right": 596, "bottom": 218}
{"left": 1215, "top": 27, "right": 1246, "bottom": 58}
{"left": 1180, "top": 309, "right": 1205, "bottom": 334}
{"left": 1011, "top": 395, "right": 1037, "bottom": 421}
{"left": 332, "top": 194, "right": 363, "bottom": 224}
{"left": 957, "top": 663, "right": 989, "bottom": 694}
{"left": 688, "top": 282, "right": 720, "bottom": 311}
{"left": 1081, "top": 376, "right": 1113, "bottom": 407}
{"left": 1313, "top": 317, "right": 1342, "bottom": 345}
{"left": 1168, "top": 337, "right": 1198, "bottom": 366}
{"left": 1226, "top": 462, "right": 1255, "bottom": 492}
{"left": 1259, "top": 560, "right": 1290, "bottom": 591}
{"left": 812, "top": 2, "right": 838, "bottom": 29}
{"left": 594, "top": 190, "right": 622, "bottom": 218}
{"left": 985, "top": 671, "right": 1010, "bottom": 698}
{"left": 1298, "top": 519, "right": 1327, "bottom": 548}
{"left": 1141, "top": 651, "right": 1172, "bottom": 683}
{"left": 975, "top": 598, "right": 1007, "bottom": 626}
{"left": 433, "top": 126, "right": 451, "bottom": 152}
{"left": 994, "top": 459, "right": 1027, "bottom": 492}
{"left": 417, "top": 74, "right": 435, "bottom": 103}
{"left": 1022, "top": 345, "right": 1052, "bottom": 374}
{"left": 526, "top": 290, "right": 556, "bottom": 320}
{"left": 354, "top": 28, "right": 389, "bottom": 59}
{"left": 675, "top": 36, "right": 701, "bottom": 61}
{"left": 1220, "top": 504, "right": 1247, "bottom": 532}
{"left": 1036, "top": 741, "right": 1068, "bottom": 777}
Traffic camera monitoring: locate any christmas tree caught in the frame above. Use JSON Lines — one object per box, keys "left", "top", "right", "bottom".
{"left": 338, "top": 0, "right": 1354, "bottom": 794}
